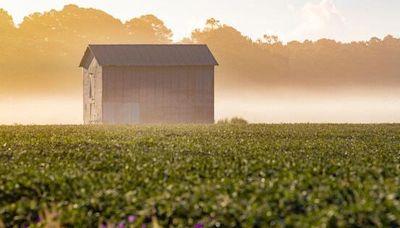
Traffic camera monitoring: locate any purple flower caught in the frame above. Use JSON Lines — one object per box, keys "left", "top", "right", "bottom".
{"left": 36, "top": 216, "right": 42, "bottom": 223}
{"left": 118, "top": 222, "right": 125, "bottom": 228}
{"left": 194, "top": 223, "right": 204, "bottom": 228}
{"left": 100, "top": 223, "right": 107, "bottom": 228}
{"left": 141, "top": 224, "right": 147, "bottom": 228}
{"left": 128, "top": 215, "right": 137, "bottom": 223}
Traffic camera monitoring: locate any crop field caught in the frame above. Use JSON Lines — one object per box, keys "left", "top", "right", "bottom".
{"left": 0, "top": 124, "right": 399, "bottom": 227}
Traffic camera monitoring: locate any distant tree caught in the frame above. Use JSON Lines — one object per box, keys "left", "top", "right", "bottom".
{"left": 303, "top": 39, "right": 313, "bottom": 45}
{"left": 191, "top": 23, "right": 251, "bottom": 47}
{"left": 0, "top": 9, "right": 15, "bottom": 34}
{"left": 384, "top": 35, "right": 395, "bottom": 41}
{"left": 369, "top": 37, "right": 381, "bottom": 43}
{"left": 257, "top": 34, "right": 281, "bottom": 45}
{"left": 205, "top": 18, "right": 222, "bottom": 30}
{"left": 19, "top": 4, "right": 126, "bottom": 43}
{"left": 315, "top": 38, "right": 337, "bottom": 46}
{"left": 125, "top": 15, "right": 173, "bottom": 43}
{"left": 383, "top": 35, "right": 398, "bottom": 47}
{"left": 367, "top": 37, "right": 381, "bottom": 48}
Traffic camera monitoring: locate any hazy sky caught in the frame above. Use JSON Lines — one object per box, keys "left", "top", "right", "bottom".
{"left": 1, "top": 0, "right": 399, "bottom": 42}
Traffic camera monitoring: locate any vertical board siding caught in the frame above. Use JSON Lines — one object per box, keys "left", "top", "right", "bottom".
{"left": 101, "top": 66, "right": 214, "bottom": 124}
{"left": 83, "top": 59, "right": 102, "bottom": 124}
{"left": 83, "top": 68, "right": 89, "bottom": 124}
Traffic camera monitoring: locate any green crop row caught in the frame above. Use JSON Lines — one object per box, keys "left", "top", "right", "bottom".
{"left": 0, "top": 124, "right": 399, "bottom": 227}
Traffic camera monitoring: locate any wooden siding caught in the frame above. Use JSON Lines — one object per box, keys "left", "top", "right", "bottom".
{"left": 83, "top": 58, "right": 102, "bottom": 124}
{"left": 102, "top": 66, "right": 214, "bottom": 124}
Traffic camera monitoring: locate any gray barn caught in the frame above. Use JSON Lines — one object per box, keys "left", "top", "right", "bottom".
{"left": 79, "top": 44, "right": 218, "bottom": 124}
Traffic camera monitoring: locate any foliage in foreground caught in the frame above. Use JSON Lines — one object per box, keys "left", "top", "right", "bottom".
{"left": 0, "top": 124, "right": 399, "bottom": 227}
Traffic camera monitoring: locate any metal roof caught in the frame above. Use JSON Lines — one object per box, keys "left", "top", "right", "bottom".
{"left": 79, "top": 44, "right": 218, "bottom": 69}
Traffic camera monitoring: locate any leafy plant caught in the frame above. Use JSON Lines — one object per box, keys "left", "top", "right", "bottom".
{"left": 0, "top": 124, "right": 399, "bottom": 227}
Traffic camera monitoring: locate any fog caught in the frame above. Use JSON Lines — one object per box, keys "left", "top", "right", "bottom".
{"left": 0, "top": 96, "right": 82, "bottom": 125}
{"left": 1, "top": 89, "right": 398, "bottom": 124}
{"left": 216, "top": 89, "right": 400, "bottom": 123}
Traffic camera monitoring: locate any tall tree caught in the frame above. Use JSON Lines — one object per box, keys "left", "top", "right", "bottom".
{"left": 125, "top": 15, "right": 172, "bottom": 43}
{"left": 19, "top": 4, "right": 127, "bottom": 44}
{"left": 0, "top": 9, "right": 15, "bottom": 35}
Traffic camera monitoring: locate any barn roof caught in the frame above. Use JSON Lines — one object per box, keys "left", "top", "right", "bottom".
{"left": 79, "top": 44, "right": 218, "bottom": 69}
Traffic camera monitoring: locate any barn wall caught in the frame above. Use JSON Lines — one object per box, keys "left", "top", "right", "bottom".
{"left": 102, "top": 66, "right": 214, "bottom": 124}
{"left": 83, "top": 58, "right": 102, "bottom": 124}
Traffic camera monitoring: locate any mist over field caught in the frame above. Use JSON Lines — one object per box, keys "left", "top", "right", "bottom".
{"left": 0, "top": 5, "right": 399, "bottom": 124}
{"left": 1, "top": 88, "right": 399, "bottom": 124}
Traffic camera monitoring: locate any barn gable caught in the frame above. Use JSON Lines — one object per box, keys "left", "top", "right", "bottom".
{"left": 79, "top": 44, "right": 218, "bottom": 68}
{"left": 79, "top": 47, "right": 95, "bottom": 69}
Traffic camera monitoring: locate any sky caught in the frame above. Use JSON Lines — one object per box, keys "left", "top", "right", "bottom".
{"left": 0, "top": 0, "right": 399, "bottom": 42}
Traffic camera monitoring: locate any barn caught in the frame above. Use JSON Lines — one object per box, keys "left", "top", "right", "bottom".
{"left": 79, "top": 44, "right": 218, "bottom": 124}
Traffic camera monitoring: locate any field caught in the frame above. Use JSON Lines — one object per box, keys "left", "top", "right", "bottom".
{"left": 0, "top": 124, "right": 399, "bottom": 227}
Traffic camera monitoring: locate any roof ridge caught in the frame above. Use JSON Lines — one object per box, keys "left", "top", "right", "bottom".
{"left": 80, "top": 44, "right": 218, "bottom": 68}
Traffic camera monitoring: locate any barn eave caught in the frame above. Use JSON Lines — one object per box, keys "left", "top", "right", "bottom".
{"left": 79, "top": 47, "right": 95, "bottom": 69}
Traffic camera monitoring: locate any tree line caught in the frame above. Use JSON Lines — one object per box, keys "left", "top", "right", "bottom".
{"left": 0, "top": 5, "right": 399, "bottom": 96}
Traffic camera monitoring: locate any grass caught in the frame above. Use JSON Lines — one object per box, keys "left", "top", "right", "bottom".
{"left": 0, "top": 124, "right": 399, "bottom": 227}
